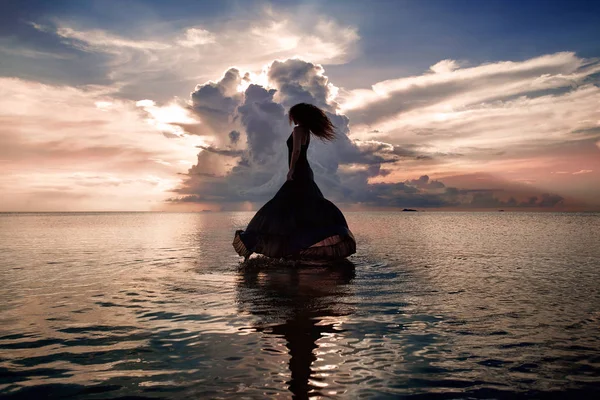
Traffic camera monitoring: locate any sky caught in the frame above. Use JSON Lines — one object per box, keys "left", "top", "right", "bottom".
{"left": 1, "top": 0, "right": 599, "bottom": 211}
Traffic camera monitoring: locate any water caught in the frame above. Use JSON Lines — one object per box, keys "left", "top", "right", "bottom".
{"left": 1, "top": 212, "right": 599, "bottom": 399}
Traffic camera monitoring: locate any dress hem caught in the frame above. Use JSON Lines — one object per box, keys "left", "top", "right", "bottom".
{"left": 233, "top": 229, "right": 356, "bottom": 260}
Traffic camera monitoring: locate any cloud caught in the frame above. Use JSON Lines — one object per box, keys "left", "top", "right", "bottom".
{"left": 196, "top": 145, "right": 244, "bottom": 158}
{"left": 171, "top": 58, "right": 575, "bottom": 210}
{"left": 27, "top": 8, "right": 359, "bottom": 101}
{"left": 229, "top": 130, "right": 240, "bottom": 144}
{"left": 175, "top": 59, "right": 458, "bottom": 207}
{"left": 176, "top": 28, "right": 216, "bottom": 47}
{"left": 172, "top": 59, "right": 363, "bottom": 205}
{"left": 268, "top": 59, "right": 340, "bottom": 110}
{"left": 572, "top": 169, "right": 593, "bottom": 175}
{"left": 406, "top": 175, "right": 446, "bottom": 189}
{"left": 188, "top": 68, "right": 245, "bottom": 140}
{"left": 54, "top": 26, "right": 171, "bottom": 51}
{"left": 468, "top": 192, "right": 564, "bottom": 209}
{"left": 0, "top": 77, "right": 204, "bottom": 211}
{"left": 339, "top": 53, "right": 600, "bottom": 159}
{"left": 342, "top": 52, "right": 587, "bottom": 116}
{"left": 328, "top": 52, "right": 600, "bottom": 207}
{"left": 429, "top": 59, "right": 462, "bottom": 74}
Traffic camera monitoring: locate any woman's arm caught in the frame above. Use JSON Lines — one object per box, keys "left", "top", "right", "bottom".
{"left": 287, "top": 126, "right": 305, "bottom": 180}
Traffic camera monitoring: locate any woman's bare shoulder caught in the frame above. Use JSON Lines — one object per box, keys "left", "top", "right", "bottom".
{"left": 293, "top": 125, "right": 309, "bottom": 133}
{"left": 293, "top": 125, "right": 309, "bottom": 137}
{"left": 293, "top": 125, "right": 309, "bottom": 143}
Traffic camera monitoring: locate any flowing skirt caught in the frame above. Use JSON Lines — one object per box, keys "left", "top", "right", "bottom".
{"left": 233, "top": 177, "right": 356, "bottom": 260}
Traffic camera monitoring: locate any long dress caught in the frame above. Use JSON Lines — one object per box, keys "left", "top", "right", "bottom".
{"left": 233, "top": 132, "right": 356, "bottom": 260}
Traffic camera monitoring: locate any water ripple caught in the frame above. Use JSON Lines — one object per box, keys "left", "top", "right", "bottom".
{"left": 0, "top": 212, "right": 599, "bottom": 398}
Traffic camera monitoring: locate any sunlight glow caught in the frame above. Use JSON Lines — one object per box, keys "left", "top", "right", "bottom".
{"left": 236, "top": 70, "right": 270, "bottom": 93}
{"left": 94, "top": 101, "right": 113, "bottom": 110}
{"left": 137, "top": 100, "right": 197, "bottom": 124}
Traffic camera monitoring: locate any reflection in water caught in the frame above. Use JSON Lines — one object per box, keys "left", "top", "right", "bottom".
{"left": 236, "top": 259, "right": 356, "bottom": 399}
{"left": 2, "top": 212, "right": 600, "bottom": 398}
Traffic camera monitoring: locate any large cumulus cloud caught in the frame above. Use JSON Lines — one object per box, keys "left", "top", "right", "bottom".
{"left": 170, "top": 58, "right": 574, "bottom": 210}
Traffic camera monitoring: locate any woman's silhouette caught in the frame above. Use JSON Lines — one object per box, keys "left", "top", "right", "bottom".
{"left": 233, "top": 103, "right": 356, "bottom": 261}
{"left": 236, "top": 260, "right": 356, "bottom": 399}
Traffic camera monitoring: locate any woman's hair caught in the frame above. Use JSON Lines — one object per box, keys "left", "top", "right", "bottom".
{"left": 288, "top": 103, "right": 336, "bottom": 141}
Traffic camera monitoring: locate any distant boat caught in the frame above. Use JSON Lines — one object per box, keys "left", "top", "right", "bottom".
{"left": 498, "top": 209, "right": 505, "bottom": 212}
{"left": 402, "top": 208, "right": 418, "bottom": 212}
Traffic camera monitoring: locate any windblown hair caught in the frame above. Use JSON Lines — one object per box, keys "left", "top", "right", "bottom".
{"left": 288, "top": 103, "right": 336, "bottom": 141}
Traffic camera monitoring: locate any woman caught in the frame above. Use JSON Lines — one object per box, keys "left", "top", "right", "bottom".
{"left": 233, "top": 103, "right": 356, "bottom": 262}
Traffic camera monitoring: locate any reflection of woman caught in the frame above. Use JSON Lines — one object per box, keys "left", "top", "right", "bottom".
{"left": 236, "top": 261, "right": 356, "bottom": 399}
{"left": 233, "top": 103, "right": 356, "bottom": 262}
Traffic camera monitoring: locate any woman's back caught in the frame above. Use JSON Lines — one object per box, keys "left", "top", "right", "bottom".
{"left": 286, "top": 130, "right": 312, "bottom": 181}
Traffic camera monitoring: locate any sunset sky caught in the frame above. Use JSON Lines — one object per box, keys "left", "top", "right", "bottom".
{"left": 1, "top": 0, "right": 599, "bottom": 211}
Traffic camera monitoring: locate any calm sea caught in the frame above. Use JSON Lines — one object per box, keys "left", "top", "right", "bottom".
{"left": 0, "top": 212, "right": 599, "bottom": 399}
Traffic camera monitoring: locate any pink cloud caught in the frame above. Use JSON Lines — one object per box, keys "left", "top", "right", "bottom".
{"left": 0, "top": 78, "right": 203, "bottom": 211}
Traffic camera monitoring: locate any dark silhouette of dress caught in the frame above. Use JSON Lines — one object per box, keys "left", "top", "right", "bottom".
{"left": 233, "top": 132, "right": 356, "bottom": 260}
